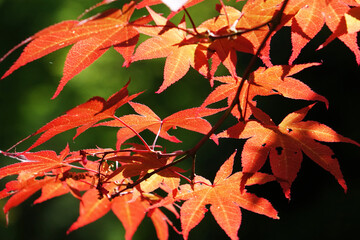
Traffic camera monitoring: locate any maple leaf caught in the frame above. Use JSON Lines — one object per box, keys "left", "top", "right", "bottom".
{"left": 67, "top": 188, "right": 112, "bottom": 234}
{"left": 219, "top": 104, "right": 360, "bottom": 198}
{"left": 112, "top": 149, "right": 183, "bottom": 193}
{"left": 321, "top": 5, "right": 360, "bottom": 50}
{"left": 201, "top": 76, "right": 272, "bottom": 120}
{"left": 158, "top": 151, "right": 278, "bottom": 240}
{"left": 343, "top": 6, "right": 360, "bottom": 34}
{"left": 1, "top": 1, "right": 149, "bottom": 98}
{"left": 0, "top": 145, "right": 72, "bottom": 180}
{"left": 196, "top": 6, "right": 248, "bottom": 78}
{"left": 230, "top": 0, "right": 281, "bottom": 66}
{"left": 0, "top": 173, "right": 54, "bottom": 221}
{"left": 132, "top": 7, "right": 209, "bottom": 93}
{"left": 288, "top": 0, "right": 360, "bottom": 64}
{"left": 97, "top": 102, "right": 224, "bottom": 149}
{"left": 52, "top": 152, "right": 178, "bottom": 239}
{"left": 194, "top": 1, "right": 305, "bottom": 75}
{"left": 0, "top": 146, "right": 99, "bottom": 215}
{"left": 0, "top": 20, "right": 76, "bottom": 64}
{"left": 20, "top": 82, "right": 139, "bottom": 152}
{"left": 202, "top": 63, "right": 328, "bottom": 119}
{"left": 250, "top": 63, "right": 329, "bottom": 107}
{"left": 111, "top": 192, "right": 148, "bottom": 240}
{"left": 195, "top": 1, "right": 306, "bottom": 72}
{"left": 232, "top": 0, "right": 314, "bottom": 66}
{"left": 112, "top": 192, "right": 175, "bottom": 240}
{"left": 32, "top": 151, "right": 110, "bottom": 204}
{"left": 67, "top": 187, "right": 175, "bottom": 240}
{"left": 33, "top": 175, "right": 93, "bottom": 204}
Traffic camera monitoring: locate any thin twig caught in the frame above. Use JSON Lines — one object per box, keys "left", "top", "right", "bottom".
{"left": 182, "top": 6, "right": 200, "bottom": 35}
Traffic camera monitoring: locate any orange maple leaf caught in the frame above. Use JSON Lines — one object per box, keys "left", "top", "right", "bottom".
{"left": 132, "top": 7, "right": 209, "bottom": 93}
{"left": 250, "top": 63, "right": 328, "bottom": 106}
{"left": 197, "top": 5, "right": 250, "bottom": 78}
{"left": 220, "top": 103, "right": 360, "bottom": 198}
{"left": 198, "top": 1, "right": 306, "bottom": 70}
{"left": 201, "top": 75, "right": 271, "bottom": 120}
{"left": 153, "top": 151, "right": 278, "bottom": 240}
{"left": 288, "top": 0, "right": 360, "bottom": 64}
{"left": 202, "top": 63, "right": 328, "bottom": 119}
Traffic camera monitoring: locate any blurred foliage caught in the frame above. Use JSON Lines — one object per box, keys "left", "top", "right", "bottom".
{"left": 0, "top": 1, "right": 359, "bottom": 240}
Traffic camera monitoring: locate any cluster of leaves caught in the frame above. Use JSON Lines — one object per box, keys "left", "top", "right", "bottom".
{"left": 1, "top": 0, "right": 360, "bottom": 239}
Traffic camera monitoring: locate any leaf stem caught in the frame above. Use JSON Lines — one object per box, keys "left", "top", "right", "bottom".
{"left": 218, "top": 0, "right": 230, "bottom": 28}
{"left": 152, "top": 121, "right": 163, "bottom": 150}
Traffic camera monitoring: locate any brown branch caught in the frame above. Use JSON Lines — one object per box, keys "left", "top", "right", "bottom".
{"left": 182, "top": 6, "right": 200, "bottom": 35}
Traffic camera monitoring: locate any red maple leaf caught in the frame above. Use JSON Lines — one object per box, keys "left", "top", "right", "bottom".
{"left": 112, "top": 192, "right": 176, "bottom": 240}
{"left": 97, "top": 101, "right": 224, "bottom": 149}
{"left": 0, "top": 146, "right": 97, "bottom": 215}
{"left": 0, "top": 174, "right": 54, "bottom": 222}
{"left": 33, "top": 174, "right": 93, "bottom": 204}
{"left": 288, "top": 0, "right": 360, "bottom": 64}
{"left": 66, "top": 188, "right": 112, "bottom": 234}
{"left": 0, "top": 145, "right": 72, "bottom": 180}
{"left": 1, "top": 1, "right": 149, "bottom": 98}
{"left": 132, "top": 7, "right": 209, "bottom": 93}
{"left": 219, "top": 103, "right": 360, "bottom": 198}
{"left": 201, "top": 75, "right": 271, "bottom": 120}
{"left": 67, "top": 187, "right": 176, "bottom": 240}
{"left": 154, "top": 151, "right": 278, "bottom": 240}
{"left": 19, "top": 82, "right": 139, "bottom": 152}
{"left": 202, "top": 63, "right": 328, "bottom": 119}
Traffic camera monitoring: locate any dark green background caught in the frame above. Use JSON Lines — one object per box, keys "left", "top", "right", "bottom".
{"left": 0, "top": 0, "right": 359, "bottom": 239}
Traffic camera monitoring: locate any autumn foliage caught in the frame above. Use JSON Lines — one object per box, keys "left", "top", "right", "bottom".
{"left": 1, "top": 0, "right": 360, "bottom": 239}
